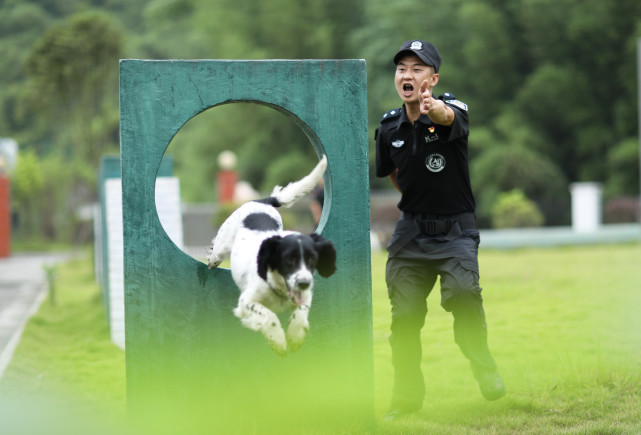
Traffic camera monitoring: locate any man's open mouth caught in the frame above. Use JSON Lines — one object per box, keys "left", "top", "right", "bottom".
{"left": 403, "top": 83, "right": 414, "bottom": 96}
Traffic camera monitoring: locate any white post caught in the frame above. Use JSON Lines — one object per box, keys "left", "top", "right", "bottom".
{"left": 570, "top": 182, "right": 603, "bottom": 232}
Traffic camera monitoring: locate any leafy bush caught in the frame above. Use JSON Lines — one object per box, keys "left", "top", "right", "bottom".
{"left": 10, "top": 149, "right": 44, "bottom": 239}
{"left": 10, "top": 150, "right": 95, "bottom": 243}
{"left": 472, "top": 143, "right": 568, "bottom": 227}
{"left": 491, "top": 189, "right": 544, "bottom": 229}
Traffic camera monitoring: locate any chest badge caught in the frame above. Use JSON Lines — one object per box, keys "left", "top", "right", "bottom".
{"left": 392, "top": 140, "right": 405, "bottom": 148}
{"left": 424, "top": 126, "right": 439, "bottom": 143}
{"left": 426, "top": 153, "right": 446, "bottom": 173}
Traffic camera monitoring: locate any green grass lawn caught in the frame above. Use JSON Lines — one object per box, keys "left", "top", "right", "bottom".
{"left": 374, "top": 244, "right": 641, "bottom": 434}
{"left": 1, "top": 243, "right": 640, "bottom": 434}
{"left": 0, "top": 253, "right": 127, "bottom": 434}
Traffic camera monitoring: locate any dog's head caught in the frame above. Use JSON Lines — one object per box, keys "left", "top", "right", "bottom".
{"left": 257, "top": 233, "right": 336, "bottom": 305}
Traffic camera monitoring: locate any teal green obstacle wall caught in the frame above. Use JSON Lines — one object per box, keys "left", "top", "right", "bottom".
{"left": 119, "top": 60, "right": 373, "bottom": 432}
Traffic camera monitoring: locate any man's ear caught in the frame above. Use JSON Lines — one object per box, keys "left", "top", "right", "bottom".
{"left": 257, "top": 236, "right": 282, "bottom": 280}
{"left": 310, "top": 233, "right": 336, "bottom": 278}
{"left": 431, "top": 72, "right": 439, "bottom": 87}
{"left": 420, "top": 73, "right": 439, "bottom": 95}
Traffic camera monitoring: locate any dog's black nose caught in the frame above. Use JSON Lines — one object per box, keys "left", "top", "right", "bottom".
{"left": 297, "top": 280, "right": 310, "bottom": 290}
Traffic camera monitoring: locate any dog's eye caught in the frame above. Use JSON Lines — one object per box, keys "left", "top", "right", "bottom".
{"left": 306, "top": 255, "right": 318, "bottom": 268}
{"left": 286, "top": 255, "right": 297, "bottom": 265}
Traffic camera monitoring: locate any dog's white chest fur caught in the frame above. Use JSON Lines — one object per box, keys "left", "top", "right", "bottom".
{"left": 228, "top": 222, "right": 296, "bottom": 314}
{"left": 205, "top": 156, "right": 335, "bottom": 356}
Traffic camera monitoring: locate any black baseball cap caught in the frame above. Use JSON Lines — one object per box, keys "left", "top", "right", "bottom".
{"left": 393, "top": 40, "right": 442, "bottom": 73}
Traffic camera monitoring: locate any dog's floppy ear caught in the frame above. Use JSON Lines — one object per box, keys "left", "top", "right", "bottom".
{"left": 310, "top": 233, "right": 336, "bottom": 278}
{"left": 257, "top": 235, "right": 282, "bottom": 280}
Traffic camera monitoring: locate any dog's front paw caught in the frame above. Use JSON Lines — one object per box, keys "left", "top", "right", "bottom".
{"left": 205, "top": 254, "right": 222, "bottom": 269}
{"left": 207, "top": 260, "right": 221, "bottom": 270}
{"left": 265, "top": 325, "right": 288, "bottom": 356}
{"left": 286, "top": 320, "right": 309, "bottom": 353}
{"left": 205, "top": 244, "right": 220, "bottom": 269}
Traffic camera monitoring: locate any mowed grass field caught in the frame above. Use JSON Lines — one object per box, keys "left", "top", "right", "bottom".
{"left": 1, "top": 243, "right": 640, "bottom": 434}
{"left": 373, "top": 243, "right": 641, "bottom": 434}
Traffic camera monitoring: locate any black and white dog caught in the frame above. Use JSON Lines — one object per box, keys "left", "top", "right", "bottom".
{"left": 206, "top": 155, "right": 336, "bottom": 355}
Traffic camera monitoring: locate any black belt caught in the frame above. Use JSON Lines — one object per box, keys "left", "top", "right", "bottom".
{"left": 401, "top": 211, "right": 475, "bottom": 235}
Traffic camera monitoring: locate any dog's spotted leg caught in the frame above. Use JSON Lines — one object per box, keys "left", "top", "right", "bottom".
{"left": 205, "top": 215, "right": 239, "bottom": 269}
{"left": 206, "top": 236, "right": 229, "bottom": 269}
{"left": 234, "top": 297, "right": 287, "bottom": 356}
{"left": 205, "top": 244, "right": 223, "bottom": 269}
{"left": 286, "top": 303, "right": 311, "bottom": 353}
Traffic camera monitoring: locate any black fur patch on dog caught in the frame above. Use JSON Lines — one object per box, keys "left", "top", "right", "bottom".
{"left": 310, "top": 233, "right": 337, "bottom": 277}
{"left": 243, "top": 212, "right": 280, "bottom": 232}
{"left": 257, "top": 233, "right": 336, "bottom": 281}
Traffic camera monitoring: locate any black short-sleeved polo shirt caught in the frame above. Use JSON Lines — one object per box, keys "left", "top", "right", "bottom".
{"left": 375, "top": 95, "right": 475, "bottom": 215}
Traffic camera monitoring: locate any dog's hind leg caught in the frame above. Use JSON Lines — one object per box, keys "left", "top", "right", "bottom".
{"left": 234, "top": 295, "right": 287, "bottom": 356}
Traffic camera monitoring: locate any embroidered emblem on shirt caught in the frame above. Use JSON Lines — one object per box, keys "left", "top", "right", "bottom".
{"left": 424, "top": 129, "right": 440, "bottom": 143}
{"left": 392, "top": 140, "right": 405, "bottom": 148}
{"left": 426, "top": 153, "right": 446, "bottom": 173}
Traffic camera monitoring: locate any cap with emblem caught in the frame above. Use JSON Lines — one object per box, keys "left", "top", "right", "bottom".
{"left": 393, "top": 40, "right": 442, "bottom": 73}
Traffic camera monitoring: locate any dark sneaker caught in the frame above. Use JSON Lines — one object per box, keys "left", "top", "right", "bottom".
{"left": 473, "top": 368, "right": 506, "bottom": 401}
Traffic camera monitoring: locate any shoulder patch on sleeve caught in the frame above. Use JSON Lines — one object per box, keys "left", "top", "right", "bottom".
{"left": 381, "top": 108, "right": 401, "bottom": 122}
{"left": 438, "top": 92, "right": 456, "bottom": 101}
{"left": 445, "top": 99, "right": 468, "bottom": 112}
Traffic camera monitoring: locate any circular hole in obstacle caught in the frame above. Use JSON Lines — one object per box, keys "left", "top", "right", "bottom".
{"left": 155, "top": 102, "right": 325, "bottom": 263}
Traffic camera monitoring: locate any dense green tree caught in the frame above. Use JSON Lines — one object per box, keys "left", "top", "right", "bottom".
{"left": 450, "top": 1, "right": 519, "bottom": 124}
{"left": 4, "top": 7, "right": 125, "bottom": 240}
{"left": 165, "top": 102, "right": 315, "bottom": 202}
{"left": 25, "top": 10, "right": 123, "bottom": 164}
{"left": 511, "top": 1, "right": 641, "bottom": 186}
{"left": 0, "top": 0, "right": 640, "bottom": 237}
{"left": 0, "top": 2, "right": 53, "bottom": 136}
{"left": 605, "top": 138, "right": 640, "bottom": 198}
{"left": 157, "top": 0, "right": 366, "bottom": 200}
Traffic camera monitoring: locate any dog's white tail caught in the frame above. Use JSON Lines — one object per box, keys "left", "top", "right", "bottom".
{"left": 270, "top": 155, "right": 327, "bottom": 208}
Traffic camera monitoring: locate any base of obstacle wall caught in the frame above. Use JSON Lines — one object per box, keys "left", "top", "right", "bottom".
{"left": 129, "top": 390, "right": 373, "bottom": 434}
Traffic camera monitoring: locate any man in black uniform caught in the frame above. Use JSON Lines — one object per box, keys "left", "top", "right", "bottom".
{"left": 375, "top": 40, "right": 506, "bottom": 420}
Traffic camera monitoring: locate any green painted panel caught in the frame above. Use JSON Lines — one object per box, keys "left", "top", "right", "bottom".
{"left": 120, "top": 60, "right": 372, "bottom": 432}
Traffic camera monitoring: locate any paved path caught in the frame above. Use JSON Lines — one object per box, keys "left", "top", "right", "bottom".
{"left": 0, "top": 253, "right": 70, "bottom": 379}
